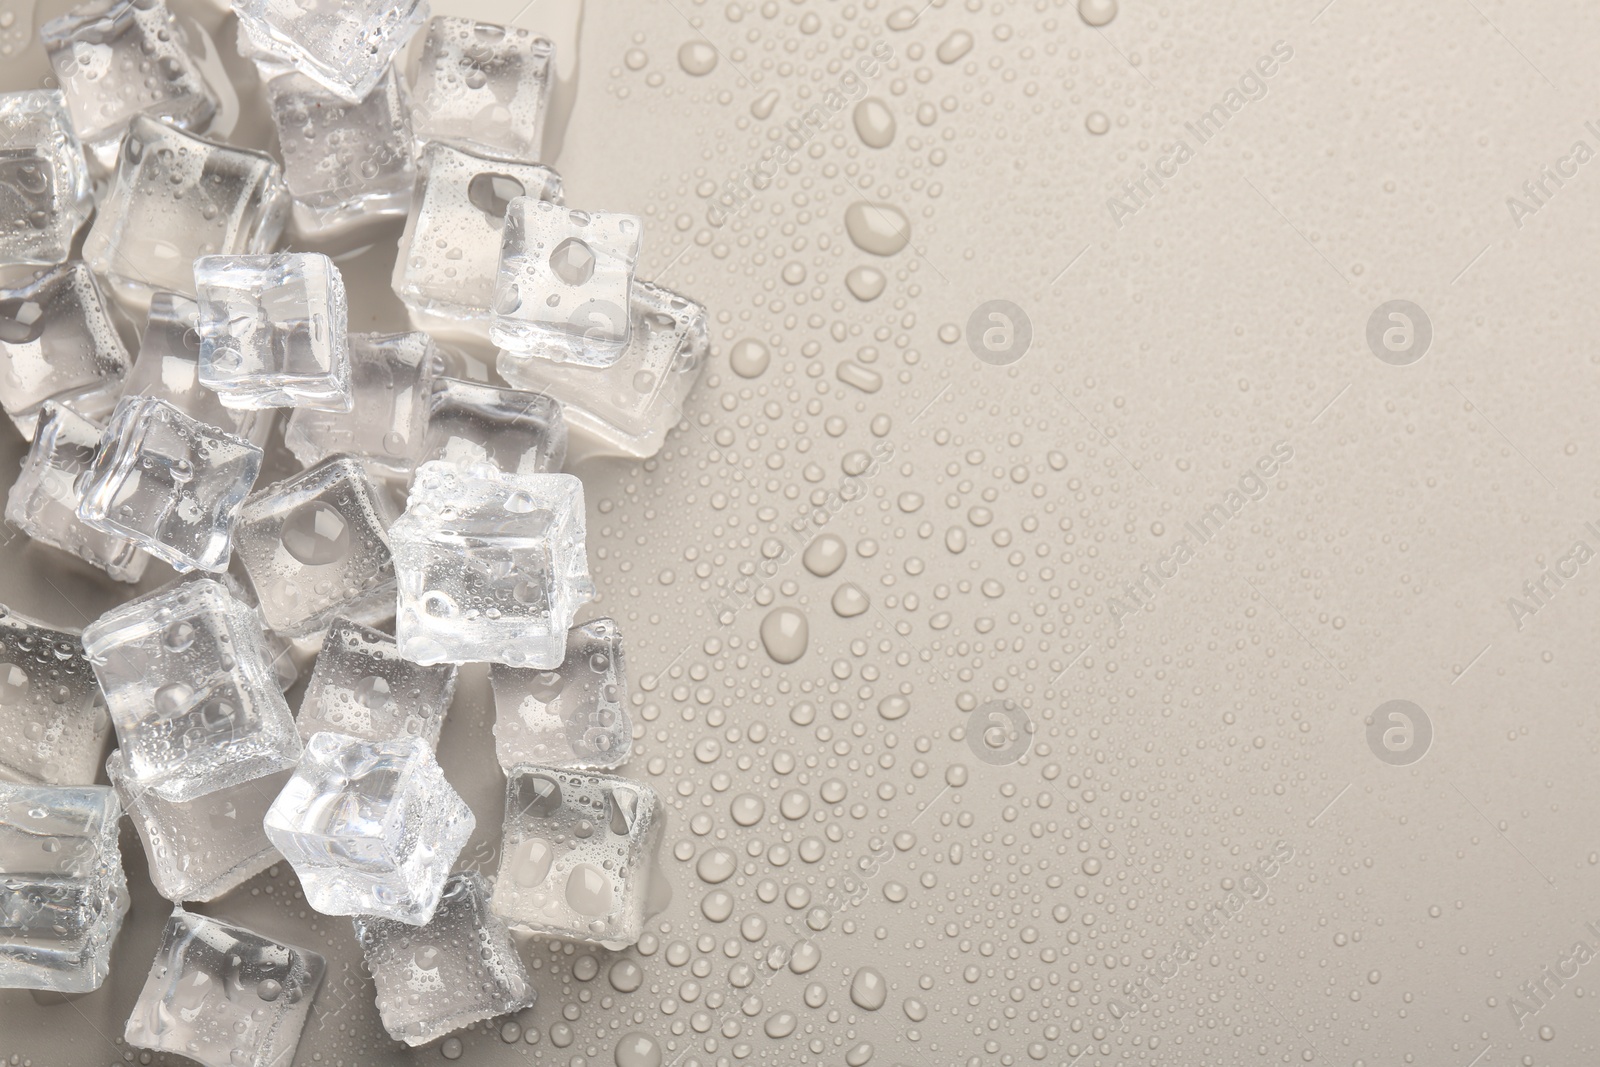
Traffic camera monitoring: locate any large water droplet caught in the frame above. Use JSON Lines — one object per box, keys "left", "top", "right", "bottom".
{"left": 760, "top": 607, "right": 809, "bottom": 663}
{"left": 566, "top": 862, "right": 613, "bottom": 916}
{"left": 850, "top": 967, "right": 888, "bottom": 1010}
{"left": 844, "top": 202, "right": 911, "bottom": 256}
{"left": 280, "top": 501, "right": 350, "bottom": 566}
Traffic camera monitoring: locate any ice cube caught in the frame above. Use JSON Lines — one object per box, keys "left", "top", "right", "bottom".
{"left": 0, "top": 90, "right": 93, "bottom": 268}
{"left": 283, "top": 331, "right": 438, "bottom": 478}
{"left": 408, "top": 17, "right": 554, "bottom": 163}
{"left": 296, "top": 618, "right": 457, "bottom": 746}
{"left": 107, "top": 750, "right": 287, "bottom": 902}
{"left": 263, "top": 731, "right": 475, "bottom": 925}
{"left": 40, "top": 0, "right": 218, "bottom": 175}
{"left": 498, "top": 279, "right": 709, "bottom": 458}
{"left": 490, "top": 766, "right": 660, "bottom": 950}
{"left": 124, "top": 907, "right": 325, "bottom": 1067}
{"left": 266, "top": 67, "right": 416, "bottom": 237}
{"left": 390, "top": 462, "right": 594, "bottom": 667}
{"left": 233, "top": 456, "right": 397, "bottom": 637}
{"left": 76, "top": 395, "right": 264, "bottom": 573}
{"left": 353, "top": 870, "right": 535, "bottom": 1045}
{"left": 0, "top": 605, "right": 113, "bottom": 786}
{"left": 234, "top": 0, "right": 427, "bottom": 102}
{"left": 83, "top": 116, "right": 288, "bottom": 309}
{"left": 0, "top": 261, "right": 130, "bottom": 440}
{"left": 5, "top": 402, "right": 148, "bottom": 583}
{"left": 392, "top": 142, "right": 562, "bottom": 331}
{"left": 194, "top": 252, "right": 352, "bottom": 412}
{"left": 419, "top": 376, "right": 567, "bottom": 476}
{"left": 491, "top": 617, "right": 631, "bottom": 771}
{"left": 490, "top": 199, "right": 641, "bottom": 364}
{"left": 122, "top": 292, "right": 270, "bottom": 443}
{"left": 81, "top": 577, "right": 301, "bottom": 803}
{"left": 0, "top": 782, "right": 128, "bottom": 992}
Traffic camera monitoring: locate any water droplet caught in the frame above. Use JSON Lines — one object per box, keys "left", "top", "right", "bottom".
{"left": 280, "top": 501, "right": 350, "bottom": 566}
{"left": 729, "top": 338, "right": 770, "bottom": 378}
{"left": 844, "top": 202, "right": 912, "bottom": 256}
{"left": 853, "top": 97, "right": 896, "bottom": 147}
{"left": 1079, "top": 0, "right": 1118, "bottom": 26}
{"left": 760, "top": 607, "right": 809, "bottom": 663}
{"left": 850, "top": 967, "right": 888, "bottom": 1010}
{"left": 678, "top": 41, "right": 718, "bottom": 76}
{"left": 566, "top": 862, "right": 614, "bottom": 916}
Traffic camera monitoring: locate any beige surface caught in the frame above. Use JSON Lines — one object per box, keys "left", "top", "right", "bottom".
{"left": 4, "top": 0, "right": 1600, "bottom": 1064}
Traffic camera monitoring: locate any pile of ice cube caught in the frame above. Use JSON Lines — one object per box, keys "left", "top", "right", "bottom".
{"left": 0, "top": 0, "right": 691, "bottom": 1056}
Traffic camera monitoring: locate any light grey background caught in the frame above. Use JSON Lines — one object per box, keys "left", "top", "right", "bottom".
{"left": 3, "top": 0, "right": 1599, "bottom": 1065}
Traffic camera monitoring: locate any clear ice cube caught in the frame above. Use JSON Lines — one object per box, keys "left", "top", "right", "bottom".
{"left": 419, "top": 376, "right": 567, "bottom": 476}
{"left": 194, "top": 252, "right": 352, "bottom": 412}
{"left": 490, "top": 198, "right": 641, "bottom": 363}
{"left": 353, "top": 870, "right": 535, "bottom": 1045}
{"left": 498, "top": 279, "right": 709, "bottom": 458}
{"left": 392, "top": 142, "right": 562, "bottom": 330}
{"left": 491, "top": 617, "right": 631, "bottom": 771}
{"left": 234, "top": 0, "right": 427, "bottom": 102}
{"left": 0, "top": 90, "right": 93, "bottom": 267}
{"left": 390, "top": 462, "right": 594, "bottom": 667}
{"left": 81, "top": 577, "right": 301, "bottom": 803}
{"left": 0, "top": 260, "right": 130, "bottom": 440}
{"left": 76, "top": 395, "right": 264, "bottom": 573}
{"left": 124, "top": 907, "right": 325, "bottom": 1067}
{"left": 266, "top": 67, "right": 416, "bottom": 236}
{"left": 0, "top": 782, "right": 128, "bottom": 992}
{"left": 283, "top": 331, "right": 437, "bottom": 478}
{"left": 122, "top": 292, "right": 270, "bottom": 443}
{"left": 297, "top": 617, "right": 457, "bottom": 746}
{"left": 262, "top": 731, "right": 475, "bottom": 925}
{"left": 408, "top": 16, "right": 554, "bottom": 164}
{"left": 83, "top": 116, "right": 288, "bottom": 309}
{"left": 233, "top": 455, "right": 397, "bottom": 637}
{"left": 40, "top": 0, "right": 218, "bottom": 174}
{"left": 107, "top": 749, "right": 288, "bottom": 902}
{"left": 491, "top": 766, "right": 660, "bottom": 950}
{"left": 0, "top": 605, "right": 112, "bottom": 786}
{"left": 5, "top": 402, "right": 148, "bottom": 583}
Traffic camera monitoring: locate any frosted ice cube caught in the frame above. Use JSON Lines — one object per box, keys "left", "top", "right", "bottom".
{"left": 498, "top": 279, "right": 709, "bottom": 458}
{"left": 0, "top": 90, "right": 93, "bottom": 267}
{"left": 107, "top": 750, "right": 287, "bottom": 902}
{"left": 0, "top": 261, "right": 130, "bottom": 440}
{"left": 41, "top": 0, "right": 218, "bottom": 174}
{"left": 124, "top": 907, "right": 324, "bottom": 1067}
{"left": 392, "top": 142, "right": 562, "bottom": 330}
{"left": 266, "top": 67, "right": 416, "bottom": 236}
{"left": 5, "top": 402, "right": 148, "bottom": 583}
{"left": 263, "top": 731, "right": 475, "bottom": 925}
{"left": 409, "top": 17, "right": 554, "bottom": 163}
{"left": 233, "top": 456, "right": 396, "bottom": 637}
{"left": 283, "top": 331, "right": 438, "bottom": 477}
{"left": 353, "top": 870, "right": 535, "bottom": 1045}
{"left": 491, "top": 617, "right": 631, "bottom": 771}
{"left": 81, "top": 577, "right": 300, "bottom": 803}
{"left": 122, "top": 292, "right": 270, "bottom": 443}
{"left": 419, "top": 376, "right": 567, "bottom": 476}
{"left": 490, "top": 766, "right": 660, "bottom": 950}
{"left": 83, "top": 116, "right": 288, "bottom": 309}
{"left": 0, "top": 782, "right": 127, "bottom": 992}
{"left": 234, "top": 0, "right": 427, "bottom": 102}
{"left": 76, "top": 395, "right": 263, "bottom": 573}
{"left": 390, "top": 462, "right": 594, "bottom": 667}
{"left": 490, "top": 199, "right": 641, "bottom": 364}
{"left": 297, "top": 618, "right": 457, "bottom": 746}
{"left": 0, "top": 605, "right": 112, "bottom": 786}
{"left": 194, "top": 252, "right": 352, "bottom": 412}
